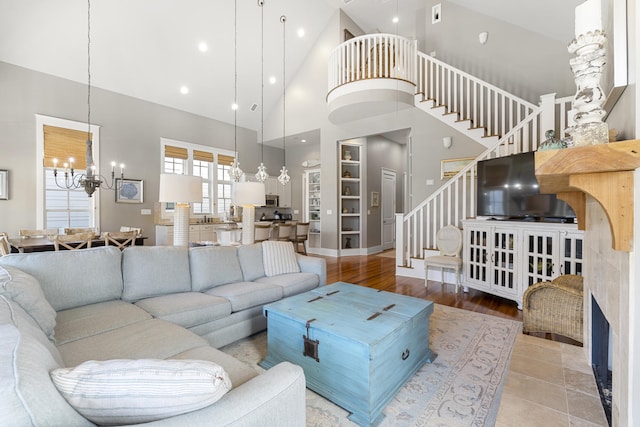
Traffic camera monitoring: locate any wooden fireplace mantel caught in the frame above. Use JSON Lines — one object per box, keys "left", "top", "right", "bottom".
{"left": 535, "top": 139, "right": 640, "bottom": 252}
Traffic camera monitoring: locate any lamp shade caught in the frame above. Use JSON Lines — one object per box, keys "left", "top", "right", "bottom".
{"left": 233, "top": 182, "right": 265, "bottom": 206}
{"left": 159, "top": 174, "right": 203, "bottom": 203}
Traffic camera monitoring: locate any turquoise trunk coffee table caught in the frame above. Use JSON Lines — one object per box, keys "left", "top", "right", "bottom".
{"left": 259, "top": 282, "right": 436, "bottom": 427}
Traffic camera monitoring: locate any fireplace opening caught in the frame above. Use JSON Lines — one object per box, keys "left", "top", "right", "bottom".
{"left": 591, "top": 296, "right": 612, "bottom": 426}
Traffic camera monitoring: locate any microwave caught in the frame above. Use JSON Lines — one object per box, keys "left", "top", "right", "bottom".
{"left": 265, "top": 194, "right": 279, "bottom": 207}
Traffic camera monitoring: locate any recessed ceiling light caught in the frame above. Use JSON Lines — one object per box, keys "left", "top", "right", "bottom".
{"left": 392, "top": 16, "right": 399, "bottom": 24}
{"left": 231, "top": 103, "right": 239, "bottom": 110}
{"left": 198, "top": 42, "right": 208, "bottom": 52}
{"left": 297, "top": 28, "right": 305, "bottom": 37}
{"left": 269, "top": 76, "right": 277, "bottom": 84}
{"left": 301, "top": 139, "right": 307, "bottom": 143}
{"left": 180, "top": 86, "right": 189, "bottom": 94}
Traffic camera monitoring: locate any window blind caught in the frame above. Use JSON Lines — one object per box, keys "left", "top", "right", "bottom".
{"left": 193, "top": 150, "right": 214, "bottom": 162}
{"left": 43, "top": 125, "right": 92, "bottom": 170}
{"left": 164, "top": 145, "right": 188, "bottom": 160}
{"left": 218, "top": 154, "right": 235, "bottom": 166}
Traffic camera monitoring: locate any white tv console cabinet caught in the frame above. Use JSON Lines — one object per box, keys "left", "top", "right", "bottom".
{"left": 461, "top": 219, "right": 584, "bottom": 309}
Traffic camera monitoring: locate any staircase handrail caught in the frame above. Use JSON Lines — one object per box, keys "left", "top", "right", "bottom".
{"left": 404, "top": 106, "right": 543, "bottom": 221}
{"left": 416, "top": 51, "right": 538, "bottom": 112}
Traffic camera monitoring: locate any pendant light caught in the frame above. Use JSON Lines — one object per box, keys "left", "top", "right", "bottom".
{"left": 254, "top": 0, "right": 269, "bottom": 183}
{"left": 277, "top": 15, "right": 290, "bottom": 186}
{"left": 52, "top": 0, "right": 125, "bottom": 196}
{"left": 228, "top": 0, "right": 243, "bottom": 181}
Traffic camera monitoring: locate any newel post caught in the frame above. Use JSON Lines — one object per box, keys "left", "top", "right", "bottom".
{"left": 395, "top": 213, "right": 404, "bottom": 267}
{"left": 539, "top": 93, "right": 557, "bottom": 135}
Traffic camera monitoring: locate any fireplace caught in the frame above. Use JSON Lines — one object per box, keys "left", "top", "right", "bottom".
{"left": 591, "top": 296, "right": 612, "bottom": 426}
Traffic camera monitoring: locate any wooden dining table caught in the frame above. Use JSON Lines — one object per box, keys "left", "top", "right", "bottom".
{"left": 8, "top": 236, "right": 147, "bottom": 253}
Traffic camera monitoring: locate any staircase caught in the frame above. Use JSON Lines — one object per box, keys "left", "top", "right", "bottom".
{"left": 327, "top": 34, "right": 573, "bottom": 273}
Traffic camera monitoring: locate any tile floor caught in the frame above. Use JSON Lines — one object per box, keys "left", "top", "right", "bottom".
{"left": 496, "top": 333, "right": 609, "bottom": 426}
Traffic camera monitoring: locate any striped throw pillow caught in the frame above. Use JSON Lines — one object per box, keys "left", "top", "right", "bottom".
{"left": 262, "top": 241, "right": 301, "bottom": 277}
{"left": 50, "top": 359, "right": 232, "bottom": 425}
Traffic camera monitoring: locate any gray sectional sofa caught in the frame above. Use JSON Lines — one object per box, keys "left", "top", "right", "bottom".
{"left": 0, "top": 243, "right": 326, "bottom": 426}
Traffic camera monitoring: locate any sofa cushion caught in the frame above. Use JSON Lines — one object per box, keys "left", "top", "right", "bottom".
{"left": 55, "top": 300, "right": 152, "bottom": 345}
{"left": 205, "top": 282, "right": 283, "bottom": 312}
{"left": 237, "top": 243, "right": 266, "bottom": 281}
{"left": 189, "top": 246, "right": 244, "bottom": 291}
{"left": 51, "top": 358, "right": 232, "bottom": 426}
{"left": 0, "top": 295, "right": 64, "bottom": 366}
{"left": 122, "top": 246, "right": 191, "bottom": 302}
{"left": 0, "top": 265, "right": 57, "bottom": 341}
{"left": 256, "top": 272, "right": 320, "bottom": 297}
{"left": 135, "top": 292, "right": 231, "bottom": 328}
{"left": 57, "top": 318, "right": 209, "bottom": 367}
{"left": 0, "top": 297, "right": 92, "bottom": 426}
{"left": 262, "top": 241, "right": 301, "bottom": 277}
{"left": 172, "top": 345, "right": 258, "bottom": 389}
{"left": 0, "top": 246, "right": 123, "bottom": 311}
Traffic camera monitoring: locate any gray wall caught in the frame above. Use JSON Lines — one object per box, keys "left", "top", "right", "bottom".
{"left": 0, "top": 61, "right": 285, "bottom": 244}
{"left": 366, "top": 135, "right": 405, "bottom": 248}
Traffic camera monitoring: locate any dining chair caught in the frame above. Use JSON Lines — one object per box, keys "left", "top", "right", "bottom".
{"left": 275, "top": 223, "right": 293, "bottom": 242}
{"left": 424, "top": 225, "right": 463, "bottom": 292}
{"left": 103, "top": 231, "right": 137, "bottom": 250}
{"left": 0, "top": 232, "right": 11, "bottom": 256}
{"left": 52, "top": 232, "right": 94, "bottom": 251}
{"left": 19, "top": 228, "right": 58, "bottom": 239}
{"left": 254, "top": 224, "right": 272, "bottom": 243}
{"left": 290, "top": 222, "right": 310, "bottom": 255}
{"left": 64, "top": 227, "right": 97, "bottom": 236}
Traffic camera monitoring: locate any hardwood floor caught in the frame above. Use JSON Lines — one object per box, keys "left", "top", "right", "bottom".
{"left": 320, "top": 252, "right": 522, "bottom": 321}
{"left": 319, "top": 251, "right": 583, "bottom": 346}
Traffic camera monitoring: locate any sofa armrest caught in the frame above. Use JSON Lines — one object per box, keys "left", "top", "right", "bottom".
{"left": 296, "top": 254, "right": 326, "bottom": 287}
{"left": 137, "top": 362, "right": 306, "bottom": 427}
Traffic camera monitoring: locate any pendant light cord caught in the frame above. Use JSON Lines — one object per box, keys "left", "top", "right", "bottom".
{"left": 260, "top": 0, "right": 264, "bottom": 164}
{"left": 87, "top": 0, "right": 91, "bottom": 138}
{"left": 234, "top": 0, "right": 238, "bottom": 160}
{"left": 281, "top": 15, "right": 286, "bottom": 167}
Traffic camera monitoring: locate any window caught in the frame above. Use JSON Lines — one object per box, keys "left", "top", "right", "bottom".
{"left": 36, "top": 115, "right": 100, "bottom": 230}
{"left": 161, "top": 138, "right": 236, "bottom": 218}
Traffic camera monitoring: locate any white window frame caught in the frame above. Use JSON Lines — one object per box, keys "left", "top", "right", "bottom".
{"left": 160, "top": 138, "right": 235, "bottom": 219}
{"left": 35, "top": 114, "right": 100, "bottom": 230}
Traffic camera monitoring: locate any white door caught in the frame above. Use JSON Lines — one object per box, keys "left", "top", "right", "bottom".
{"left": 381, "top": 169, "right": 396, "bottom": 250}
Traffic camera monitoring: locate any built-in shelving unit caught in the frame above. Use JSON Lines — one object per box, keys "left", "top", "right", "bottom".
{"left": 535, "top": 139, "right": 640, "bottom": 252}
{"left": 339, "top": 141, "right": 364, "bottom": 254}
{"left": 303, "top": 169, "right": 321, "bottom": 251}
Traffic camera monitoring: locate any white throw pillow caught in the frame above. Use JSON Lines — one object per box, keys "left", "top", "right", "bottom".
{"left": 50, "top": 359, "right": 232, "bottom": 425}
{"left": 262, "top": 241, "right": 301, "bottom": 277}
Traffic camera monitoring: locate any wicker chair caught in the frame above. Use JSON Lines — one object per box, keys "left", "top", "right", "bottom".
{"left": 522, "top": 274, "right": 584, "bottom": 343}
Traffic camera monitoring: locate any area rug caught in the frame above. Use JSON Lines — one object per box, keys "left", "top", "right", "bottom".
{"left": 220, "top": 304, "right": 522, "bottom": 426}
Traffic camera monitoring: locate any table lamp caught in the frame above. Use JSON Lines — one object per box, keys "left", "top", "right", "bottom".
{"left": 159, "top": 174, "right": 202, "bottom": 246}
{"left": 233, "top": 181, "right": 265, "bottom": 245}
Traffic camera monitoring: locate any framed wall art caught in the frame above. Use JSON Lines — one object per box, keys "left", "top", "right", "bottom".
{"left": 115, "top": 178, "right": 143, "bottom": 203}
{"left": 441, "top": 157, "right": 474, "bottom": 179}
{"left": 371, "top": 191, "right": 379, "bottom": 207}
{"left": 0, "top": 170, "right": 8, "bottom": 200}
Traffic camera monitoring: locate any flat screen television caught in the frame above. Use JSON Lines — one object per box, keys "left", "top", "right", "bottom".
{"left": 476, "top": 151, "right": 576, "bottom": 221}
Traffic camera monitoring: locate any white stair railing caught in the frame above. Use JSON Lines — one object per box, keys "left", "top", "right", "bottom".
{"left": 415, "top": 52, "right": 538, "bottom": 140}
{"left": 327, "top": 34, "right": 416, "bottom": 93}
{"left": 396, "top": 95, "right": 573, "bottom": 267}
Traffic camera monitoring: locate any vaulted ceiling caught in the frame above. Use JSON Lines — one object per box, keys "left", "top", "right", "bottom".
{"left": 0, "top": 0, "right": 579, "bottom": 133}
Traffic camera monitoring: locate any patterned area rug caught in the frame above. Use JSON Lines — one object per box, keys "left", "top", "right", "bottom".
{"left": 220, "top": 304, "right": 521, "bottom": 427}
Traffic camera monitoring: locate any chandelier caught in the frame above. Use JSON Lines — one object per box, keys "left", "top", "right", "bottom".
{"left": 52, "top": 0, "right": 124, "bottom": 197}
